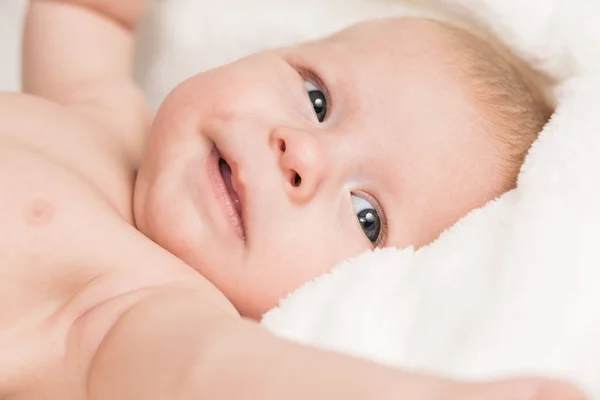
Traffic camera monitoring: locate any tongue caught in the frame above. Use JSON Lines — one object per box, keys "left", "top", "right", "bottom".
{"left": 219, "top": 159, "right": 242, "bottom": 218}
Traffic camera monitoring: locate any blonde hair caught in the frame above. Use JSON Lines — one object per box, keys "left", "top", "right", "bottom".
{"left": 440, "top": 22, "right": 553, "bottom": 188}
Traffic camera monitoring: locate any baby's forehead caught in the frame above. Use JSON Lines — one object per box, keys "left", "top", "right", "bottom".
{"left": 275, "top": 18, "right": 465, "bottom": 97}
{"left": 305, "top": 18, "right": 454, "bottom": 54}
{"left": 278, "top": 17, "right": 462, "bottom": 76}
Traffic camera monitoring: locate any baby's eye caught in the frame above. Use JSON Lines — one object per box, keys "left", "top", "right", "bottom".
{"left": 304, "top": 81, "right": 327, "bottom": 123}
{"left": 351, "top": 194, "right": 383, "bottom": 246}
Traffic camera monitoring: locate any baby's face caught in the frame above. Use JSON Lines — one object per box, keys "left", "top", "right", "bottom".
{"left": 135, "top": 18, "right": 510, "bottom": 318}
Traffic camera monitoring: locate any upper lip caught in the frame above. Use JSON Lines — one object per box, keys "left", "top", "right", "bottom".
{"left": 215, "top": 145, "right": 247, "bottom": 242}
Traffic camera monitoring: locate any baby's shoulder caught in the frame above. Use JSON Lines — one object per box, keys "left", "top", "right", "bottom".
{"left": 0, "top": 91, "right": 136, "bottom": 219}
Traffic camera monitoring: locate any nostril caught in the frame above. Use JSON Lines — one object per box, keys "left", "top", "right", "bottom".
{"left": 278, "top": 139, "right": 286, "bottom": 153}
{"left": 292, "top": 173, "right": 302, "bottom": 187}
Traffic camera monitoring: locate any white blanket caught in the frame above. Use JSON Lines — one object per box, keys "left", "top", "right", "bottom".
{"left": 259, "top": 1, "right": 600, "bottom": 397}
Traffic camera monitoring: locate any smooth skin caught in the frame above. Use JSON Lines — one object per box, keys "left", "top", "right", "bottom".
{"left": 0, "top": 0, "right": 585, "bottom": 398}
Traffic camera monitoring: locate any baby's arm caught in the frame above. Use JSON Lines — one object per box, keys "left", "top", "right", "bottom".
{"left": 72, "top": 280, "right": 577, "bottom": 400}
{"left": 73, "top": 283, "right": 409, "bottom": 399}
{"left": 23, "top": 0, "right": 150, "bottom": 159}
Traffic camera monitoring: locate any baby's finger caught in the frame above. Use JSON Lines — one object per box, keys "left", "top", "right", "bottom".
{"left": 451, "top": 378, "right": 587, "bottom": 400}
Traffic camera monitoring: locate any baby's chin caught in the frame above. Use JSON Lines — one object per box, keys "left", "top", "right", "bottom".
{"left": 132, "top": 153, "right": 189, "bottom": 254}
{"left": 132, "top": 109, "right": 205, "bottom": 239}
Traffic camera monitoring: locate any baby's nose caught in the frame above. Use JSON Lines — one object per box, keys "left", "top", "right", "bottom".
{"left": 270, "top": 126, "right": 326, "bottom": 204}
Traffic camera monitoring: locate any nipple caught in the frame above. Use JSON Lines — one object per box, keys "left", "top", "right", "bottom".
{"left": 25, "top": 198, "right": 55, "bottom": 226}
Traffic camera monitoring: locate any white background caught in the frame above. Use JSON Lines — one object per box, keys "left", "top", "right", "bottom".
{"left": 0, "top": 0, "right": 27, "bottom": 91}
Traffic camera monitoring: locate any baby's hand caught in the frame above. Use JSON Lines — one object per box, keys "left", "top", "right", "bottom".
{"left": 432, "top": 378, "right": 585, "bottom": 400}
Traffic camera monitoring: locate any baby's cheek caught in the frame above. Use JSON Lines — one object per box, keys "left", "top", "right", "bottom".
{"left": 293, "top": 232, "right": 364, "bottom": 282}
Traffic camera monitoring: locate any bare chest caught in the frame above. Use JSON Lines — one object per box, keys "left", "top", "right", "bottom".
{"left": 0, "top": 93, "right": 143, "bottom": 328}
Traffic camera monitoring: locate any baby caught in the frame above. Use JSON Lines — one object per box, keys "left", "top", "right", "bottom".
{"left": 0, "top": 0, "right": 570, "bottom": 399}
{"left": 135, "top": 17, "right": 551, "bottom": 318}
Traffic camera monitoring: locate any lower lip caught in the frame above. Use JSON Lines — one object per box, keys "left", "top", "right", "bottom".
{"left": 207, "top": 147, "right": 246, "bottom": 242}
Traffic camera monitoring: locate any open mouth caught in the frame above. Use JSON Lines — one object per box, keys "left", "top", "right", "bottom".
{"left": 216, "top": 154, "right": 245, "bottom": 241}
{"left": 219, "top": 158, "right": 242, "bottom": 220}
